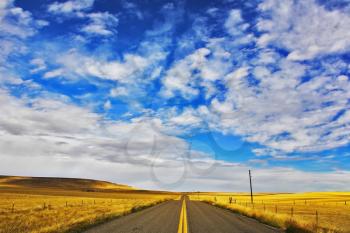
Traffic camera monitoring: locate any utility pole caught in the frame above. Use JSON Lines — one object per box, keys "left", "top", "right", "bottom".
{"left": 249, "top": 170, "right": 253, "bottom": 204}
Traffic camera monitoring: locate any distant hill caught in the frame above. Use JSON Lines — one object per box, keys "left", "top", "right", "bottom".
{"left": 0, "top": 175, "right": 134, "bottom": 192}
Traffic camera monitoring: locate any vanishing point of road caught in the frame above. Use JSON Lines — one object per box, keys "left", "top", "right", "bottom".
{"left": 85, "top": 197, "right": 282, "bottom": 233}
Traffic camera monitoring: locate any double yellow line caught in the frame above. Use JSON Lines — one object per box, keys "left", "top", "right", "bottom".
{"left": 177, "top": 198, "right": 188, "bottom": 233}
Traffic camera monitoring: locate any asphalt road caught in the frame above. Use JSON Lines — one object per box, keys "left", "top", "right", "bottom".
{"left": 84, "top": 200, "right": 181, "bottom": 233}
{"left": 187, "top": 200, "right": 281, "bottom": 233}
{"left": 84, "top": 198, "right": 282, "bottom": 233}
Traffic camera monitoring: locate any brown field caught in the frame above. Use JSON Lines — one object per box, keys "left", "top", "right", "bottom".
{"left": 189, "top": 192, "right": 350, "bottom": 233}
{"left": 0, "top": 176, "right": 179, "bottom": 233}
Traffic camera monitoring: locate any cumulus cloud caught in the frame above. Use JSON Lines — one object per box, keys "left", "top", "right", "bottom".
{"left": 225, "top": 9, "right": 248, "bottom": 36}
{"left": 0, "top": 0, "right": 47, "bottom": 56}
{"left": 169, "top": 108, "right": 202, "bottom": 127}
{"left": 2, "top": 0, "right": 350, "bottom": 191}
{"left": 257, "top": 0, "right": 350, "bottom": 60}
{"left": 158, "top": 2, "right": 350, "bottom": 155}
{"left": 205, "top": 58, "right": 350, "bottom": 153}
{"left": 161, "top": 40, "right": 234, "bottom": 100}
{"left": 0, "top": 88, "right": 189, "bottom": 166}
{"left": 2, "top": 147, "right": 350, "bottom": 192}
{"left": 0, "top": 0, "right": 48, "bottom": 88}
{"left": 161, "top": 48, "right": 210, "bottom": 99}
{"left": 1, "top": 88, "right": 349, "bottom": 191}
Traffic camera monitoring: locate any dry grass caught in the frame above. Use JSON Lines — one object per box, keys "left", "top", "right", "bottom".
{"left": 189, "top": 192, "right": 350, "bottom": 233}
{"left": 0, "top": 175, "right": 134, "bottom": 191}
{"left": 0, "top": 176, "right": 178, "bottom": 233}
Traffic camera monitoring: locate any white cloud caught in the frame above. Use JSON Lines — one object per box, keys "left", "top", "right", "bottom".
{"left": 103, "top": 100, "right": 112, "bottom": 111}
{"left": 1, "top": 87, "right": 349, "bottom": 192}
{"left": 224, "top": 9, "right": 254, "bottom": 45}
{"left": 0, "top": 88, "right": 188, "bottom": 166}
{"left": 0, "top": 7, "right": 34, "bottom": 38}
{"left": 0, "top": 0, "right": 48, "bottom": 48}
{"left": 121, "top": 1, "right": 144, "bottom": 20}
{"left": 257, "top": 0, "right": 350, "bottom": 60}
{"left": 224, "top": 9, "right": 249, "bottom": 36}
{"left": 36, "top": 19, "right": 49, "bottom": 27}
{"left": 44, "top": 68, "right": 64, "bottom": 79}
{"left": 48, "top": 0, "right": 94, "bottom": 15}
{"left": 30, "top": 58, "right": 47, "bottom": 73}
{"left": 39, "top": 43, "right": 167, "bottom": 102}
{"left": 161, "top": 48, "right": 210, "bottom": 99}
{"left": 110, "top": 86, "right": 128, "bottom": 97}
{"left": 1, "top": 148, "right": 350, "bottom": 192}
{"left": 170, "top": 108, "right": 201, "bottom": 125}
{"left": 54, "top": 51, "right": 149, "bottom": 82}
{"left": 48, "top": 0, "right": 118, "bottom": 37}
{"left": 0, "top": 0, "right": 13, "bottom": 9}
{"left": 81, "top": 12, "right": 118, "bottom": 36}
{"left": 157, "top": 2, "right": 350, "bottom": 155}
{"left": 0, "top": 0, "right": 48, "bottom": 85}
{"left": 205, "top": 58, "right": 350, "bottom": 153}
{"left": 161, "top": 41, "right": 234, "bottom": 100}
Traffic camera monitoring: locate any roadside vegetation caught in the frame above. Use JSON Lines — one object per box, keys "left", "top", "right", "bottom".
{"left": 0, "top": 176, "right": 178, "bottom": 233}
{"left": 189, "top": 192, "right": 350, "bottom": 233}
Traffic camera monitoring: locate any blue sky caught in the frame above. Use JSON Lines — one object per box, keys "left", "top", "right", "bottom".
{"left": 1, "top": 0, "right": 350, "bottom": 191}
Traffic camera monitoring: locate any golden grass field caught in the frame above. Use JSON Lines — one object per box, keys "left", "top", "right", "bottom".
{"left": 2, "top": 175, "right": 350, "bottom": 233}
{"left": 0, "top": 176, "right": 179, "bottom": 233}
{"left": 189, "top": 192, "right": 350, "bottom": 233}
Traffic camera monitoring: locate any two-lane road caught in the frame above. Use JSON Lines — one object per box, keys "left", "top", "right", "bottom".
{"left": 85, "top": 200, "right": 181, "bottom": 233}
{"left": 187, "top": 200, "right": 280, "bottom": 233}
{"left": 85, "top": 198, "right": 282, "bottom": 233}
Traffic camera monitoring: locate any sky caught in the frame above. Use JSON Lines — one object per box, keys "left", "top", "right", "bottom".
{"left": 1, "top": 0, "right": 350, "bottom": 192}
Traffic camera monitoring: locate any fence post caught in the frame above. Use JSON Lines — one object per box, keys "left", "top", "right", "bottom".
{"left": 12, "top": 203, "right": 14, "bottom": 213}
{"left": 43, "top": 202, "right": 46, "bottom": 209}
{"left": 66, "top": 201, "right": 68, "bottom": 207}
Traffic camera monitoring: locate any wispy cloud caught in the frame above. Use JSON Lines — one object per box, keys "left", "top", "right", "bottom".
{"left": 48, "top": 0, "right": 118, "bottom": 37}
{"left": 81, "top": 12, "right": 118, "bottom": 36}
{"left": 48, "top": 0, "right": 94, "bottom": 15}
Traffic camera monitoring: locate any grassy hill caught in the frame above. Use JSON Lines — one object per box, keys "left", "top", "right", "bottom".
{"left": 0, "top": 176, "right": 177, "bottom": 233}
{"left": 0, "top": 175, "right": 134, "bottom": 193}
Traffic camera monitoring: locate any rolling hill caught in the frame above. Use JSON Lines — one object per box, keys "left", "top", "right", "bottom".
{"left": 0, "top": 175, "right": 134, "bottom": 192}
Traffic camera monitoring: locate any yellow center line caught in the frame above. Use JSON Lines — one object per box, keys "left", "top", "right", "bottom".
{"left": 177, "top": 197, "right": 188, "bottom": 233}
